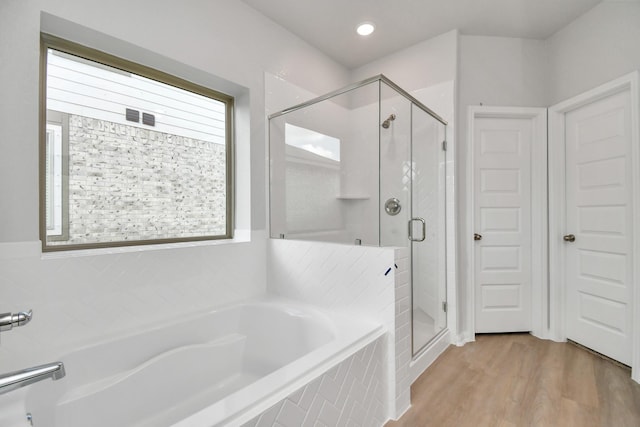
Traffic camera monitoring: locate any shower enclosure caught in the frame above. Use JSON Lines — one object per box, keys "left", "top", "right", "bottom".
{"left": 268, "top": 75, "right": 447, "bottom": 355}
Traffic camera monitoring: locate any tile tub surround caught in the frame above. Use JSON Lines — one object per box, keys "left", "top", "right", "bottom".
{"left": 268, "top": 239, "right": 419, "bottom": 420}
{"left": 241, "top": 336, "right": 386, "bottom": 427}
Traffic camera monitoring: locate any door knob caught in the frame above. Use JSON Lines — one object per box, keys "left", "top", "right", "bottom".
{"left": 474, "top": 233, "right": 482, "bottom": 241}
{"left": 563, "top": 234, "right": 576, "bottom": 242}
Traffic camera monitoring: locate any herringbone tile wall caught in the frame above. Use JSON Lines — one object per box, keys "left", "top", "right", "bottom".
{"left": 268, "top": 240, "right": 414, "bottom": 420}
{"left": 242, "top": 336, "right": 386, "bottom": 427}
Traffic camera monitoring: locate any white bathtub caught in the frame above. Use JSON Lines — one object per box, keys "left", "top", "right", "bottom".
{"left": 22, "top": 298, "right": 383, "bottom": 427}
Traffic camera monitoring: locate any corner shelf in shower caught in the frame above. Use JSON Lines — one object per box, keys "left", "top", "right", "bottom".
{"left": 335, "top": 194, "right": 370, "bottom": 200}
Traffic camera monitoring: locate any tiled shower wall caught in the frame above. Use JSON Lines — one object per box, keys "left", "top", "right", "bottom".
{"left": 267, "top": 239, "right": 410, "bottom": 421}
{"left": 0, "top": 238, "right": 266, "bottom": 374}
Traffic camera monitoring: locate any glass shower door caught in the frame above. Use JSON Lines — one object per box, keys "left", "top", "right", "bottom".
{"left": 410, "top": 104, "right": 447, "bottom": 355}
{"left": 268, "top": 75, "right": 448, "bottom": 356}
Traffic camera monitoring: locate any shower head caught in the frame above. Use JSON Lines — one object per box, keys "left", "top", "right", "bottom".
{"left": 381, "top": 114, "right": 396, "bottom": 129}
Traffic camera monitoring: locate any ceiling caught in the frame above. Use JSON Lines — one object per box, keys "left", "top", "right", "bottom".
{"left": 241, "top": 0, "right": 602, "bottom": 69}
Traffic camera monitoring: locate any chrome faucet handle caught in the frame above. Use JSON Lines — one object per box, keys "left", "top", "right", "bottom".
{"left": 15, "top": 310, "right": 33, "bottom": 327}
{"left": 0, "top": 310, "right": 33, "bottom": 332}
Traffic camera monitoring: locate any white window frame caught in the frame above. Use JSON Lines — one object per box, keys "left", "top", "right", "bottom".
{"left": 45, "top": 122, "right": 63, "bottom": 236}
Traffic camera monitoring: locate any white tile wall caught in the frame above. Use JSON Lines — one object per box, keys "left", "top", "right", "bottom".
{"left": 267, "top": 240, "right": 395, "bottom": 330}
{"left": 0, "top": 237, "right": 267, "bottom": 372}
{"left": 241, "top": 336, "right": 386, "bottom": 427}
{"left": 392, "top": 247, "right": 411, "bottom": 415}
{"left": 267, "top": 239, "right": 415, "bottom": 421}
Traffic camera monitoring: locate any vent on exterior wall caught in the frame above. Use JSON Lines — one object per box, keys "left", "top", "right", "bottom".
{"left": 126, "top": 108, "right": 139, "bottom": 122}
{"left": 142, "top": 113, "right": 155, "bottom": 126}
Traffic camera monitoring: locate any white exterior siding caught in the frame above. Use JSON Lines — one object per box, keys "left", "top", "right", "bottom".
{"left": 46, "top": 50, "right": 226, "bottom": 144}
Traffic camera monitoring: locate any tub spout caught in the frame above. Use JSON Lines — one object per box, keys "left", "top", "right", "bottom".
{"left": 0, "top": 362, "right": 66, "bottom": 395}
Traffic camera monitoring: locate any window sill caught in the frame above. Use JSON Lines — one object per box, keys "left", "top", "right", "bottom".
{"left": 39, "top": 229, "right": 253, "bottom": 260}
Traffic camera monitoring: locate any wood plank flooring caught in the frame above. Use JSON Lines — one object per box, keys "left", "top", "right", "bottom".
{"left": 385, "top": 333, "right": 640, "bottom": 427}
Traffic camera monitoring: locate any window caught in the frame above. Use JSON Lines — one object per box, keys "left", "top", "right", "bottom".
{"left": 40, "top": 35, "right": 234, "bottom": 251}
{"left": 283, "top": 124, "right": 342, "bottom": 233}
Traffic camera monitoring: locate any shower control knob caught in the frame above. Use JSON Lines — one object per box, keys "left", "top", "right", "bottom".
{"left": 384, "top": 198, "right": 402, "bottom": 216}
{"left": 474, "top": 233, "right": 482, "bottom": 241}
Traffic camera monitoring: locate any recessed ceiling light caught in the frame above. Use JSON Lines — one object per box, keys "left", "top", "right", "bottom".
{"left": 356, "top": 22, "right": 375, "bottom": 36}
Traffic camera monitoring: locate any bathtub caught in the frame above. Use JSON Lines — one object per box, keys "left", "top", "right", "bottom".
{"left": 20, "top": 297, "right": 383, "bottom": 427}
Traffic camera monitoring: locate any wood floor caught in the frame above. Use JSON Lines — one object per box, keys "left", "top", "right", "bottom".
{"left": 386, "top": 333, "right": 640, "bottom": 427}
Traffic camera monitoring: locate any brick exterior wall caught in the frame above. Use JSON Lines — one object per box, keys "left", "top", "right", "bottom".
{"left": 48, "top": 115, "right": 227, "bottom": 245}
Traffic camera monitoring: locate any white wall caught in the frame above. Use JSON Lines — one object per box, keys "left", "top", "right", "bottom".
{"left": 5, "top": 0, "right": 636, "bottom": 412}
{"left": 456, "top": 35, "right": 548, "bottom": 337}
{"left": 547, "top": 0, "right": 640, "bottom": 104}
{"left": 351, "top": 30, "right": 458, "bottom": 93}
{"left": 456, "top": 0, "right": 640, "bottom": 338}
{"left": 0, "top": 0, "right": 350, "bottom": 241}
{"left": 458, "top": 35, "right": 549, "bottom": 109}
{"left": 0, "top": 0, "right": 349, "bottom": 385}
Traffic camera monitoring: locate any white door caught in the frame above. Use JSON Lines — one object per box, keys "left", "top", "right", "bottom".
{"left": 563, "top": 89, "right": 633, "bottom": 365}
{"left": 473, "top": 115, "right": 533, "bottom": 332}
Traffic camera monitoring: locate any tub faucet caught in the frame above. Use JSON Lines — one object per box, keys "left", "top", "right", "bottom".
{"left": 0, "top": 310, "right": 33, "bottom": 332}
{"left": 0, "top": 362, "right": 66, "bottom": 395}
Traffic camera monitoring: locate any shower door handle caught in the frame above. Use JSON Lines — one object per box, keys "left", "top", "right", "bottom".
{"left": 408, "top": 218, "right": 426, "bottom": 242}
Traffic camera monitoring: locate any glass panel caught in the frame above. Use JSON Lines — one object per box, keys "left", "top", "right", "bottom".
{"left": 268, "top": 76, "right": 449, "bottom": 354}
{"left": 411, "top": 104, "right": 447, "bottom": 354}
{"left": 379, "top": 83, "right": 411, "bottom": 248}
{"left": 269, "top": 81, "right": 380, "bottom": 245}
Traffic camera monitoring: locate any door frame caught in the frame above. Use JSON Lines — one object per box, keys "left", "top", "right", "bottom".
{"left": 549, "top": 71, "right": 640, "bottom": 381}
{"left": 466, "top": 106, "right": 548, "bottom": 339}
